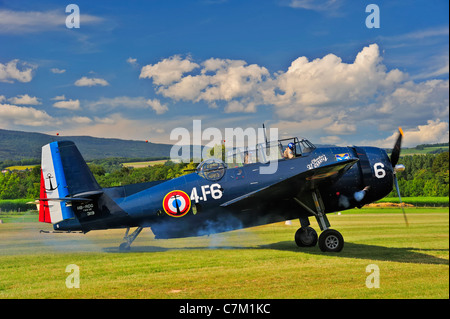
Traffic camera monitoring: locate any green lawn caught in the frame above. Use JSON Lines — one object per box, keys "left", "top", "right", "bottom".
{"left": 0, "top": 207, "right": 448, "bottom": 299}
{"left": 4, "top": 165, "right": 38, "bottom": 171}
{"left": 377, "top": 197, "right": 449, "bottom": 207}
{"left": 122, "top": 160, "right": 169, "bottom": 168}
{"left": 400, "top": 146, "right": 448, "bottom": 155}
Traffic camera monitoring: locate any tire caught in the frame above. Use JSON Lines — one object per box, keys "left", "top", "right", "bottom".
{"left": 318, "top": 229, "right": 344, "bottom": 252}
{"left": 295, "top": 227, "right": 318, "bottom": 247}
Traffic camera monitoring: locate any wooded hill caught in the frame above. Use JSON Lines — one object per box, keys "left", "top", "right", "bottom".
{"left": 2, "top": 128, "right": 448, "bottom": 163}
{"left": 0, "top": 128, "right": 172, "bottom": 161}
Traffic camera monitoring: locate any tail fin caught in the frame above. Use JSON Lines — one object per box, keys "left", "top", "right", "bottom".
{"left": 39, "top": 141, "right": 101, "bottom": 224}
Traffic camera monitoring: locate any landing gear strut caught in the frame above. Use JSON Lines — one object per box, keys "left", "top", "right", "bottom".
{"left": 119, "top": 226, "right": 143, "bottom": 251}
{"left": 294, "top": 190, "right": 344, "bottom": 252}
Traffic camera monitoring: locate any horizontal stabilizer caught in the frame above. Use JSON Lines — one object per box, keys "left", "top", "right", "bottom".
{"left": 72, "top": 190, "right": 103, "bottom": 198}
{"left": 38, "top": 197, "right": 93, "bottom": 202}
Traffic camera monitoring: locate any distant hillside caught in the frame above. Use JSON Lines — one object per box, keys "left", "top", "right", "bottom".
{"left": 0, "top": 129, "right": 173, "bottom": 161}
{"left": 2, "top": 128, "right": 448, "bottom": 162}
{"left": 386, "top": 142, "right": 449, "bottom": 156}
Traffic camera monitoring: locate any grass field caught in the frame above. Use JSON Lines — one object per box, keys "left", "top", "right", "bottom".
{"left": 3, "top": 159, "right": 172, "bottom": 171}
{"left": 122, "top": 160, "right": 169, "bottom": 168}
{"left": 377, "top": 197, "right": 449, "bottom": 207}
{"left": 0, "top": 207, "right": 448, "bottom": 299}
{"left": 400, "top": 146, "right": 448, "bottom": 155}
{"left": 4, "top": 165, "right": 38, "bottom": 171}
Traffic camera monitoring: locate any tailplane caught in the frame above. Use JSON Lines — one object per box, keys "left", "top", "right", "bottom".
{"left": 39, "top": 141, "right": 102, "bottom": 224}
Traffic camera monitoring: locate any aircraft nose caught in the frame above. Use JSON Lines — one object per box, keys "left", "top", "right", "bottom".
{"left": 351, "top": 146, "right": 394, "bottom": 202}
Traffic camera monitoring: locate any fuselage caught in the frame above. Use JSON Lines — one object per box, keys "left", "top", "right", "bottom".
{"left": 55, "top": 145, "right": 394, "bottom": 239}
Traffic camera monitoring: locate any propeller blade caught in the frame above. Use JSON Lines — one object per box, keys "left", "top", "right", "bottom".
{"left": 394, "top": 174, "right": 409, "bottom": 227}
{"left": 390, "top": 127, "right": 403, "bottom": 167}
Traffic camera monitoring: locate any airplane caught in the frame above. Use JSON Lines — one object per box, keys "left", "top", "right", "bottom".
{"left": 38, "top": 127, "right": 406, "bottom": 252}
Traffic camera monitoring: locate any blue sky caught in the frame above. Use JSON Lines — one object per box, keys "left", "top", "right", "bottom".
{"left": 0, "top": 0, "right": 448, "bottom": 148}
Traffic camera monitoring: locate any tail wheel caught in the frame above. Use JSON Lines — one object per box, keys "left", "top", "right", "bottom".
{"left": 119, "top": 242, "right": 131, "bottom": 251}
{"left": 318, "top": 229, "right": 344, "bottom": 252}
{"left": 295, "top": 226, "right": 318, "bottom": 247}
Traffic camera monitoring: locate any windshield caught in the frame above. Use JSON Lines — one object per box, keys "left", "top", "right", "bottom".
{"left": 298, "top": 139, "right": 316, "bottom": 153}
{"left": 279, "top": 137, "right": 316, "bottom": 157}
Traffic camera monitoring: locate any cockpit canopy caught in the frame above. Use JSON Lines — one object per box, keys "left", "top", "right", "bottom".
{"left": 225, "top": 137, "right": 316, "bottom": 166}
{"left": 195, "top": 137, "right": 316, "bottom": 179}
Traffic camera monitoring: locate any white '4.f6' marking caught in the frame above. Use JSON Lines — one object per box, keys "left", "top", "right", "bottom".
{"left": 191, "top": 183, "right": 223, "bottom": 203}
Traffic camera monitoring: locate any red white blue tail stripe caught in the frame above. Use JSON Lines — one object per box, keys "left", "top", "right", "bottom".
{"left": 39, "top": 142, "right": 75, "bottom": 224}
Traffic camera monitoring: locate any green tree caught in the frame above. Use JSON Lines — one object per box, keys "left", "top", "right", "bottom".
{"left": 432, "top": 152, "right": 449, "bottom": 174}
{"left": 88, "top": 163, "right": 106, "bottom": 176}
{"left": 0, "top": 172, "right": 21, "bottom": 199}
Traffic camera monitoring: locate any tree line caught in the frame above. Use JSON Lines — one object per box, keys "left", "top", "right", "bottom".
{"left": 0, "top": 161, "right": 195, "bottom": 200}
{"left": 389, "top": 151, "right": 448, "bottom": 197}
{"left": 0, "top": 152, "right": 448, "bottom": 200}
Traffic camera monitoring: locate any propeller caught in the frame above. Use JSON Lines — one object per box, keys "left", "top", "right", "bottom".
{"left": 390, "top": 127, "right": 409, "bottom": 226}
{"left": 390, "top": 127, "right": 403, "bottom": 167}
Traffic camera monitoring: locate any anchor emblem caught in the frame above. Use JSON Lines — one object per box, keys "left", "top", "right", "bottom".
{"left": 45, "top": 173, "right": 59, "bottom": 191}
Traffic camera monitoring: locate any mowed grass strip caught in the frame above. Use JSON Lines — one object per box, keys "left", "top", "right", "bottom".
{"left": 122, "top": 160, "right": 168, "bottom": 168}
{"left": 0, "top": 208, "right": 448, "bottom": 298}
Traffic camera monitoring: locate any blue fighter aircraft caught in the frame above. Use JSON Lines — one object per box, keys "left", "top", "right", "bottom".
{"left": 38, "top": 128, "right": 406, "bottom": 252}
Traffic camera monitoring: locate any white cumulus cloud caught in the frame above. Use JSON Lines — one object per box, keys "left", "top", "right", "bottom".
{"left": 287, "top": 0, "right": 342, "bottom": 11}
{"left": 50, "top": 68, "right": 66, "bottom": 74}
{"left": 139, "top": 44, "right": 448, "bottom": 146}
{"left": 53, "top": 99, "right": 81, "bottom": 110}
{"left": 51, "top": 95, "right": 66, "bottom": 101}
{"left": 75, "top": 76, "right": 109, "bottom": 87}
{"left": 69, "top": 116, "right": 92, "bottom": 124}
{"left": 146, "top": 98, "right": 168, "bottom": 114}
{"left": 140, "top": 44, "right": 405, "bottom": 117}
{"left": 0, "top": 59, "right": 36, "bottom": 83}
{"left": 141, "top": 56, "right": 269, "bottom": 108}
{"left": 372, "top": 120, "right": 449, "bottom": 148}
{"left": 269, "top": 44, "right": 405, "bottom": 113}
{"left": 0, "top": 103, "right": 55, "bottom": 127}
{"left": 403, "top": 120, "right": 449, "bottom": 146}
{"left": 126, "top": 57, "right": 138, "bottom": 66}
{"left": 378, "top": 79, "right": 449, "bottom": 120}
{"left": 8, "top": 94, "right": 41, "bottom": 105}
{"left": 140, "top": 55, "right": 200, "bottom": 85}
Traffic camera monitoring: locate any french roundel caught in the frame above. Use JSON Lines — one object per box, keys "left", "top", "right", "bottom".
{"left": 162, "top": 190, "right": 191, "bottom": 217}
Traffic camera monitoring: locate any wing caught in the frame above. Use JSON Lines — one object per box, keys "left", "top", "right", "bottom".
{"left": 220, "top": 159, "right": 358, "bottom": 210}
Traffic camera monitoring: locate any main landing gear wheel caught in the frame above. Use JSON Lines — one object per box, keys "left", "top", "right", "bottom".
{"left": 295, "top": 227, "right": 318, "bottom": 247}
{"left": 318, "top": 229, "right": 344, "bottom": 252}
{"left": 294, "top": 191, "right": 345, "bottom": 252}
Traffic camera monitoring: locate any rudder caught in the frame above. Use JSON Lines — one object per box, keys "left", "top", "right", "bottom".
{"left": 39, "top": 141, "right": 101, "bottom": 224}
